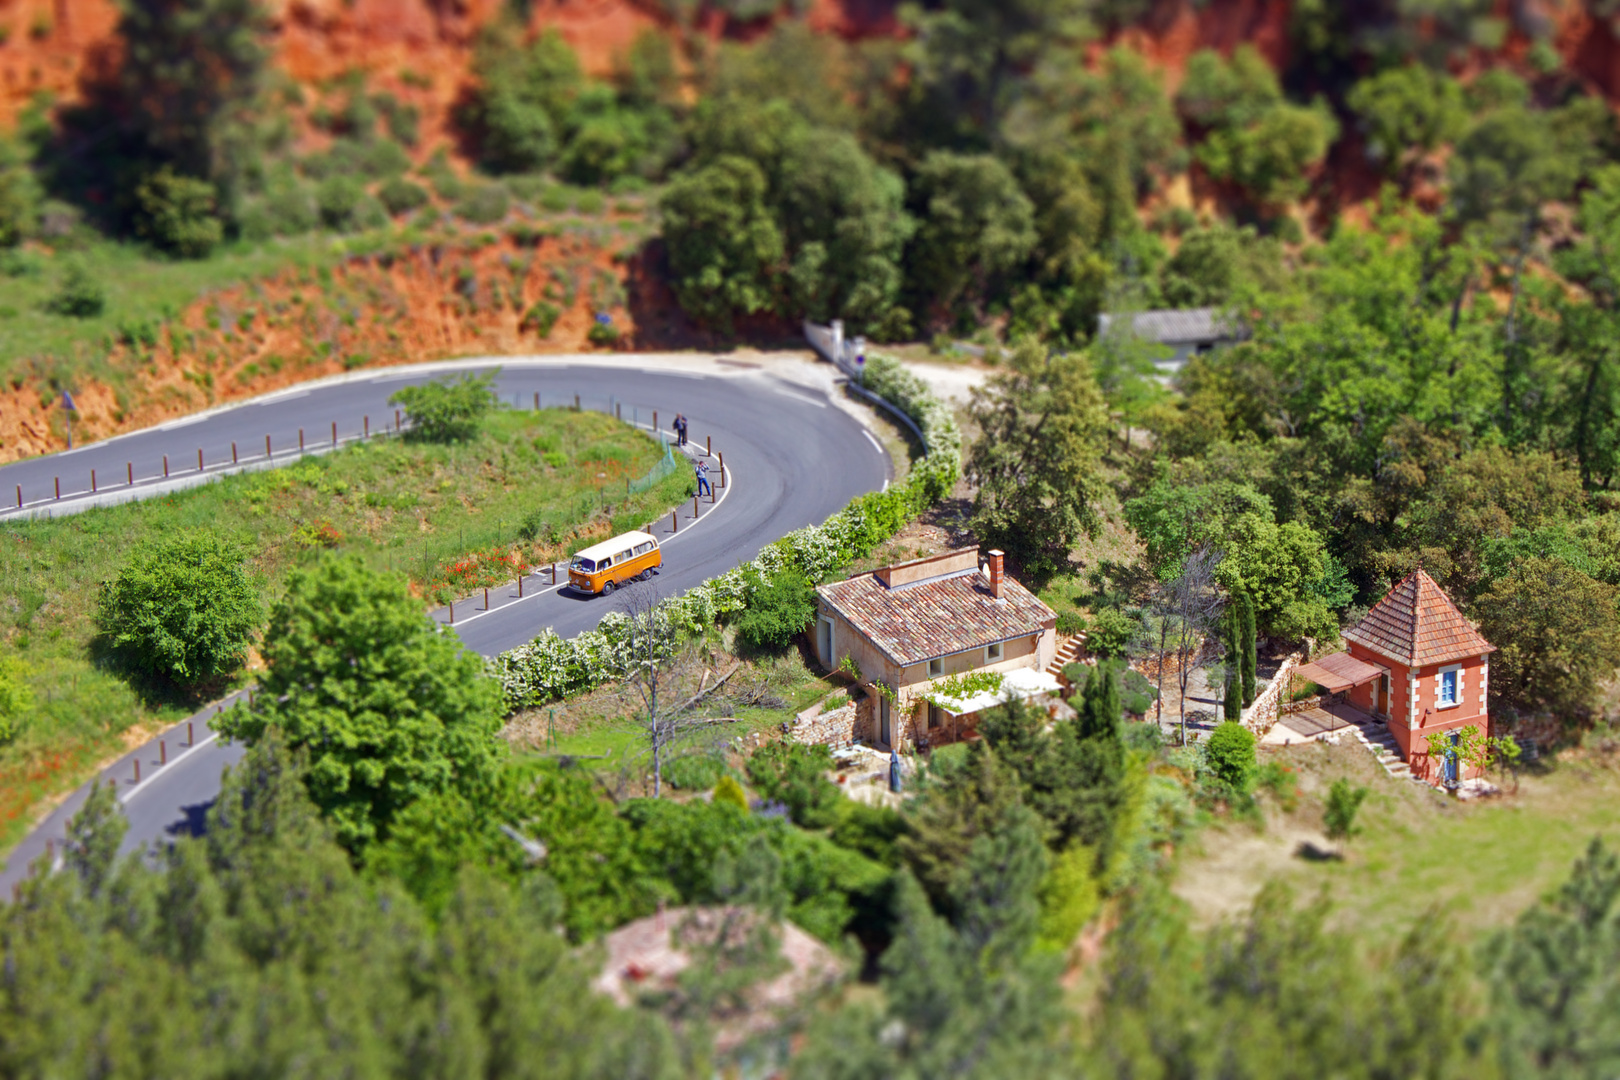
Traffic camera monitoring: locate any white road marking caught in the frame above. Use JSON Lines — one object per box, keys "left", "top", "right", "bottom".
{"left": 256, "top": 388, "right": 311, "bottom": 404}
{"left": 862, "top": 430, "right": 884, "bottom": 453}
{"left": 120, "top": 729, "right": 222, "bottom": 804}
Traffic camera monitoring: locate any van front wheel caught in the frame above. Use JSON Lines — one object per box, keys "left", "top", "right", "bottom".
{"left": 601, "top": 580, "right": 615, "bottom": 596}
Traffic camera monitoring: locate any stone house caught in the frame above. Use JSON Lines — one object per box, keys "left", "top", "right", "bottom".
{"left": 1294, "top": 569, "right": 1495, "bottom": 785}
{"left": 812, "top": 547, "right": 1058, "bottom": 751}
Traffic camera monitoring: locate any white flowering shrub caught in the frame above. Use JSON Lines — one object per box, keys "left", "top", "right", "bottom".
{"left": 490, "top": 356, "right": 963, "bottom": 713}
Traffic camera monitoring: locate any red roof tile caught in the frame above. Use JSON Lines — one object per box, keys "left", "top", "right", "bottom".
{"left": 1342, "top": 569, "right": 1495, "bottom": 667}
{"left": 817, "top": 564, "right": 1055, "bottom": 668}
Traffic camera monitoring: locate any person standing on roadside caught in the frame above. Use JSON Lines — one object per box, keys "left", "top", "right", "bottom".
{"left": 695, "top": 457, "right": 711, "bottom": 497}
{"left": 674, "top": 413, "right": 688, "bottom": 447}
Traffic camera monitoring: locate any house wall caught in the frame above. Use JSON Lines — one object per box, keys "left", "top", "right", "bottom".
{"left": 1346, "top": 642, "right": 1490, "bottom": 784}
{"left": 815, "top": 600, "right": 1056, "bottom": 751}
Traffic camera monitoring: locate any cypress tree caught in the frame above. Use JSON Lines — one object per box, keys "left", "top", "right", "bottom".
{"left": 1079, "top": 659, "right": 1122, "bottom": 741}
{"left": 1222, "top": 606, "right": 1243, "bottom": 721}
{"left": 1239, "top": 589, "right": 1258, "bottom": 706}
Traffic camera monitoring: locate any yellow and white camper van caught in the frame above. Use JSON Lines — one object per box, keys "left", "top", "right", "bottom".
{"left": 567, "top": 531, "right": 662, "bottom": 596}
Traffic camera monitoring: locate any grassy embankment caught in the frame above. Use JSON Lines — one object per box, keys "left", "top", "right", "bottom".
{"left": 0, "top": 407, "right": 691, "bottom": 854}
{"left": 1173, "top": 738, "right": 1620, "bottom": 938}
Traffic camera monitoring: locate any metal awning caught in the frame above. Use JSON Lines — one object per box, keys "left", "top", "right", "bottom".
{"left": 1294, "top": 652, "right": 1387, "bottom": 693}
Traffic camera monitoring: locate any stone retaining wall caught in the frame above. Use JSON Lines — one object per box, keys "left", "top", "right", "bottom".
{"left": 789, "top": 701, "right": 859, "bottom": 747}
{"left": 1243, "top": 651, "right": 1304, "bottom": 735}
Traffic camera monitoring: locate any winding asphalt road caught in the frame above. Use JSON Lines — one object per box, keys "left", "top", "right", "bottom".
{"left": 0, "top": 355, "right": 891, "bottom": 896}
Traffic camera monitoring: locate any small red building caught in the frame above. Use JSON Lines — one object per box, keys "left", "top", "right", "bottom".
{"left": 1295, "top": 570, "right": 1496, "bottom": 786}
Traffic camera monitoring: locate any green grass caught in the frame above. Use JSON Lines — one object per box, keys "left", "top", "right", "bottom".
{"left": 510, "top": 649, "right": 842, "bottom": 779}
{"left": 1172, "top": 739, "right": 1620, "bottom": 939}
{"left": 0, "top": 408, "right": 692, "bottom": 855}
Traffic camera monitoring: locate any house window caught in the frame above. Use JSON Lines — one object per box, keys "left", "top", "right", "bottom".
{"left": 928, "top": 703, "right": 942, "bottom": 730}
{"left": 985, "top": 642, "right": 1004, "bottom": 663}
{"left": 1438, "top": 667, "right": 1460, "bottom": 708}
{"left": 929, "top": 658, "right": 944, "bottom": 678}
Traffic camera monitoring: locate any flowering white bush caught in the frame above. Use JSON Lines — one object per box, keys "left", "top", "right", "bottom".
{"left": 490, "top": 355, "right": 963, "bottom": 713}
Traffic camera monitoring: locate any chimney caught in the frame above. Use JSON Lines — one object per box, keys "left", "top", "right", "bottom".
{"left": 987, "top": 550, "right": 1004, "bottom": 599}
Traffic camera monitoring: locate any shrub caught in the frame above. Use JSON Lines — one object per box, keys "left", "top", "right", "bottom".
{"left": 265, "top": 184, "right": 317, "bottom": 234}
{"left": 96, "top": 531, "right": 264, "bottom": 686}
{"left": 713, "top": 774, "right": 749, "bottom": 811}
{"left": 134, "top": 166, "right": 223, "bottom": 258}
{"left": 426, "top": 164, "right": 464, "bottom": 201}
{"left": 0, "top": 144, "right": 41, "bottom": 247}
{"left": 0, "top": 657, "right": 33, "bottom": 744}
{"left": 361, "top": 138, "right": 411, "bottom": 179}
{"left": 745, "top": 741, "right": 840, "bottom": 829}
{"left": 1036, "top": 842, "right": 1100, "bottom": 954}
{"left": 829, "top": 798, "right": 907, "bottom": 866}
{"left": 664, "top": 752, "right": 725, "bottom": 790}
{"left": 377, "top": 177, "right": 429, "bottom": 216}
{"left": 373, "top": 92, "right": 420, "bottom": 146}
{"left": 505, "top": 174, "right": 549, "bottom": 202}
{"left": 1086, "top": 608, "right": 1137, "bottom": 659}
{"left": 520, "top": 301, "right": 561, "bottom": 337}
{"left": 1056, "top": 610, "right": 1088, "bottom": 636}
{"left": 456, "top": 183, "right": 510, "bottom": 224}
{"left": 586, "top": 320, "right": 620, "bottom": 347}
{"left": 1205, "top": 721, "right": 1258, "bottom": 794}
{"left": 576, "top": 189, "right": 606, "bottom": 215}
{"left": 1256, "top": 760, "right": 1301, "bottom": 812}
{"left": 46, "top": 261, "right": 105, "bottom": 318}
{"left": 734, "top": 567, "right": 816, "bottom": 653}
{"left": 351, "top": 195, "right": 389, "bottom": 231}
{"left": 316, "top": 174, "right": 364, "bottom": 229}
{"left": 1121, "top": 667, "right": 1157, "bottom": 716}
{"left": 1323, "top": 777, "right": 1369, "bottom": 845}
{"left": 389, "top": 370, "right": 498, "bottom": 442}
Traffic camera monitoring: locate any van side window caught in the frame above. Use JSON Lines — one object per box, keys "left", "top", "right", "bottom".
{"left": 598, "top": 556, "right": 612, "bottom": 568}
{"left": 616, "top": 550, "right": 632, "bottom": 563}
{"left": 634, "top": 542, "right": 654, "bottom": 556}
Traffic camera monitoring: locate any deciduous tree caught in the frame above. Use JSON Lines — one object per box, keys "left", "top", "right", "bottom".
{"left": 966, "top": 339, "right": 1110, "bottom": 580}
{"left": 219, "top": 556, "right": 505, "bottom": 853}
{"left": 1475, "top": 557, "right": 1620, "bottom": 719}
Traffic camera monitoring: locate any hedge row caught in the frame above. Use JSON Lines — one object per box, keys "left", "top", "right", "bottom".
{"left": 489, "top": 356, "right": 961, "bottom": 712}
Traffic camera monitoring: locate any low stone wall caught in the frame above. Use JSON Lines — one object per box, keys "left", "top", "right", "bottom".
{"left": 789, "top": 700, "right": 859, "bottom": 747}
{"left": 1244, "top": 651, "right": 1304, "bottom": 735}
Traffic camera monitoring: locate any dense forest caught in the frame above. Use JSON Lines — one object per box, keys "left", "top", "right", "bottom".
{"left": 7, "top": 0, "right": 1620, "bottom": 1075}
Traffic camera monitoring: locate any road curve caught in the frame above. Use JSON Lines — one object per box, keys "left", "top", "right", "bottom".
{"left": 1, "top": 355, "right": 891, "bottom": 895}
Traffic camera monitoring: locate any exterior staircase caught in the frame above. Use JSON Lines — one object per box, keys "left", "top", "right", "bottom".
{"left": 1340, "top": 712, "right": 1416, "bottom": 781}
{"left": 1048, "top": 634, "right": 1087, "bottom": 689}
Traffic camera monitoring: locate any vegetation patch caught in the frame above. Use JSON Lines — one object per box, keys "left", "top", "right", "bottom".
{"left": 0, "top": 408, "right": 686, "bottom": 853}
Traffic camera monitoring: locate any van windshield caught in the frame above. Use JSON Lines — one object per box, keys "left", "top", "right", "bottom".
{"left": 570, "top": 556, "right": 596, "bottom": 573}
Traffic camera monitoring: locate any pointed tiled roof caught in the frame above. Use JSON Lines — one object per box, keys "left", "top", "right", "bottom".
{"left": 1343, "top": 569, "right": 1495, "bottom": 667}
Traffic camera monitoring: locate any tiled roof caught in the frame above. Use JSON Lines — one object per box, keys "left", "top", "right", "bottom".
{"left": 817, "top": 568, "right": 1055, "bottom": 668}
{"left": 1343, "top": 569, "right": 1495, "bottom": 667}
